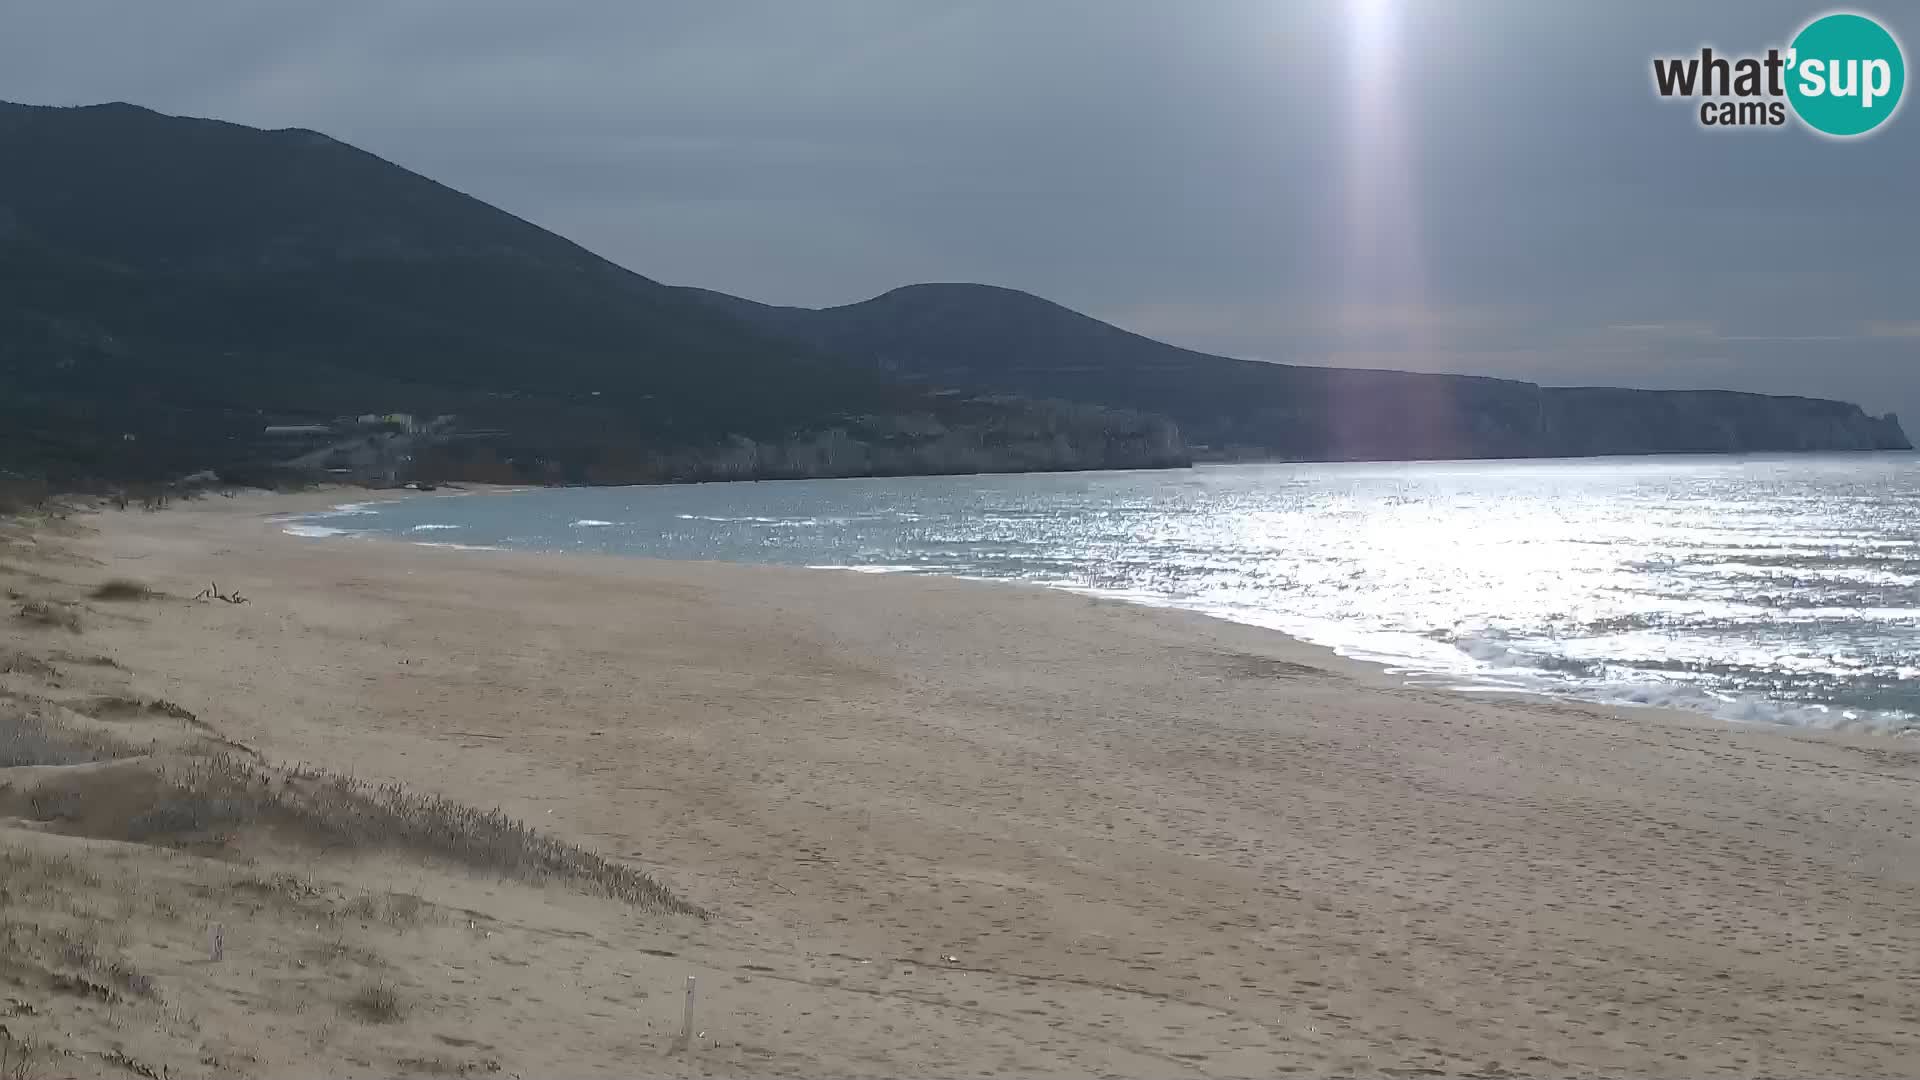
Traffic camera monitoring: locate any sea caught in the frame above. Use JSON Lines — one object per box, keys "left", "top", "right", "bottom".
{"left": 285, "top": 454, "right": 1920, "bottom": 734}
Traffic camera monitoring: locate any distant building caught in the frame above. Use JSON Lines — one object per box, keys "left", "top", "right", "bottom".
{"left": 347, "top": 413, "right": 417, "bottom": 433}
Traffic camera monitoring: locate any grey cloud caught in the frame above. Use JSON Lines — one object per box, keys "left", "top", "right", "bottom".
{"left": 3, "top": 0, "right": 1915, "bottom": 422}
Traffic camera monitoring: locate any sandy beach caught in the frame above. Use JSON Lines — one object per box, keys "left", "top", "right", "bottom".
{"left": 5, "top": 489, "right": 1920, "bottom": 1077}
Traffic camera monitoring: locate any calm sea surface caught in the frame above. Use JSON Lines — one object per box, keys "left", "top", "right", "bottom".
{"left": 288, "top": 455, "right": 1920, "bottom": 733}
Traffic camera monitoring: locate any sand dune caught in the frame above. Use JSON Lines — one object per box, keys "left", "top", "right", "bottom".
{"left": 4, "top": 490, "right": 1919, "bottom": 1077}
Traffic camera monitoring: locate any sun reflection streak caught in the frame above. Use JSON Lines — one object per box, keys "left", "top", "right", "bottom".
{"left": 1334, "top": 0, "right": 1457, "bottom": 455}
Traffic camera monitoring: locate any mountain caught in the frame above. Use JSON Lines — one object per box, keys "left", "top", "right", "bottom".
{"left": 681, "top": 283, "right": 1912, "bottom": 460}
{"left": 0, "top": 102, "right": 1184, "bottom": 485}
{"left": 2, "top": 101, "right": 1903, "bottom": 489}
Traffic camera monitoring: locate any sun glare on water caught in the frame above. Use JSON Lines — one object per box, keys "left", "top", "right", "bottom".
{"left": 1329, "top": 0, "right": 1459, "bottom": 453}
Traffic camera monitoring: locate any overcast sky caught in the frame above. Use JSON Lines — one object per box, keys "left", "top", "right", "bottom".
{"left": 5, "top": 1, "right": 1916, "bottom": 421}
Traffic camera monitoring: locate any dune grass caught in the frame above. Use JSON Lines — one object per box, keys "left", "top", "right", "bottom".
{"left": 0, "top": 649, "right": 59, "bottom": 679}
{"left": 0, "top": 718, "right": 697, "bottom": 914}
{"left": 90, "top": 579, "right": 157, "bottom": 602}
{"left": 346, "top": 981, "right": 406, "bottom": 1024}
{"left": 0, "top": 709, "right": 144, "bottom": 768}
{"left": 127, "top": 754, "right": 697, "bottom": 913}
{"left": 13, "top": 600, "right": 81, "bottom": 633}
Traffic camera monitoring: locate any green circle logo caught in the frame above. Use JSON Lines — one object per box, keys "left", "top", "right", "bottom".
{"left": 1787, "top": 13, "right": 1905, "bottom": 136}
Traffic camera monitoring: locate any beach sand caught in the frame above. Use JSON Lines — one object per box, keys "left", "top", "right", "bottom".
{"left": 5, "top": 489, "right": 1920, "bottom": 1077}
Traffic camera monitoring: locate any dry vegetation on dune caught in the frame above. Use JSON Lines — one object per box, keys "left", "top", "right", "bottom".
{"left": 10, "top": 600, "right": 81, "bottom": 634}
{"left": 1, "top": 524, "right": 684, "bottom": 911}
{"left": 0, "top": 649, "right": 59, "bottom": 680}
{"left": 0, "top": 527, "right": 696, "bottom": 1076}
{"left": 3, "top": 698, "right": 694, "bottom": 914}
{"left": 0, "top": 733, "right": 666, "bottom": 1076}
{"left": 346, "top": 980, "right": 407, "bottom": 1025}
{"left": 0, "top": 708, "right": 143, "bottom": 768}
{"left": 0, "top": 825, "right": 521, "bottom": 1079}
{"left": 88, "top": 578, "right": 158, "bottom": 603}
{"left": 16, "top": 751, "right": 698, "bottom": 913}
{"left": 0, "top": 844, "right": 168, "bottom": 1079}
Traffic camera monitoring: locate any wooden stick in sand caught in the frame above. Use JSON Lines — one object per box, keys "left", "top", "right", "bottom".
{"left": 678, "top": 975, "right": 697, "bottom": 1052}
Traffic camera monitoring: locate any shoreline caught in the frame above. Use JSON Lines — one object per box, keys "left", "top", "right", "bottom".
{"left": 276, "top": 484, "right": 1917, "bottom": 739}
{"left": 269, "top": 489, "right": 1661, "bottom": 730}
{"left": 10, "top": 489, "right": 1920, "bottom": 1075}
